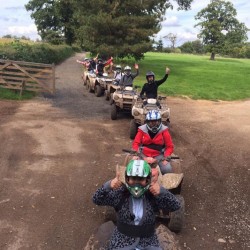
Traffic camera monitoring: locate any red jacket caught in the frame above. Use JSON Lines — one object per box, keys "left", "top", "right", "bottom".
{"left": 132, "top": 124, "right": 174, "bottom": 157}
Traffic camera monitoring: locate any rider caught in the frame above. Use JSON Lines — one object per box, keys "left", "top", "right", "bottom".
{"left": 95, "top": 57, "right": 113, "bottom": 76}
{"left": 92, "top": 159, "right": 180, "bottom": 249}
{"left": 113, "top": 64, "right": 123, "bottom": 85}
{"left": 119, "top": 64, "right": 139, "bottom": 87}
{"left": 140, "top": 67, "right": 170, "bottom": 99}
{"left": 132, "top": 110, "right": 174, "bottom": 174}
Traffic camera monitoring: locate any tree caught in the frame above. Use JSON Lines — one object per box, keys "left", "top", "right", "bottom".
{"left": 25, "top": 0, "right": 194, "bottom": 59}
{"left": 72, "top": 0, "right": 193, "bottom": 60}
{"left": 195, "top": 0, "right": 248, "bottom": 60}
{"left": 156, "top": 38, "right": 164, "bottom": 52}
{"left": 163, "top": 33, "right": 178, "bottom": 49}
{"left": 180, "top": 40, "right": 204, "bottom": 54}
{"left": 25, "top": 0, "right": 77, "bottom": 45}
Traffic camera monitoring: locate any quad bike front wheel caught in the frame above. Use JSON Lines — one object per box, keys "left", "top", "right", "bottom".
{"left": 109, "top": 93, "right": 114, "bottom": 105}
{"left": 105, "top": 90, "right": 110, "bottom": 101}
{"left": 86, "top": 79, "right": 92, "bottom": 93}
{"left": 82, "top": 75, "right": 87, "bottom": 86}
{"left": 111, "top": 104, "right": 118, "bottom": 120}
{"left": 95, "top": 85, "right": 103, "bottom": 97}
{"left": 129, "top": 119, "right": 138, "bottom": 139}
{"left": 163, "top": 118, "right": 171, "bottom": 129}
{"left": 168, "top": 194, "right": 185, "bottom": 233}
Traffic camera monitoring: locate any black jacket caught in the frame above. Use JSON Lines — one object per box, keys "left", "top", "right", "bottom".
{"left": 140, "top": 74, "right": 168, "bottom": 99}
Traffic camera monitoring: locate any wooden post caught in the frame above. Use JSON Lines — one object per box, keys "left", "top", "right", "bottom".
{"left": 52, "top": 63, "right": 55, "bottom": 94}
{"left": 20, "top": 80, "right": 25, "bottom": 97}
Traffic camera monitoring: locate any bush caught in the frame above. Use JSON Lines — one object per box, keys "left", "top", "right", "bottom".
{"left": 0, "top": 40, "right": 75, "bottom": 64}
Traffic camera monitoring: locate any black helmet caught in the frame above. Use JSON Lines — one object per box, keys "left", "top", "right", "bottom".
{"left": 97, "top": 58, "right": 103, "bottom": 63}
{"left": 146, "top": 71, "right": 155, "bottom": 81}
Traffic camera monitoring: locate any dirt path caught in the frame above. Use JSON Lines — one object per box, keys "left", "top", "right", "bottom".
{"left": 0, "top": 53, "right": 249, "bottom": 250}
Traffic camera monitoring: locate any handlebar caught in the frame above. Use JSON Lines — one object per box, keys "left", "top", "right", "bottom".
{"left": 122, "top": 149, "right": 180, "bottom": 160}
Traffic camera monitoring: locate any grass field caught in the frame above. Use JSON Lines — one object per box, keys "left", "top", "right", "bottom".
{"left": 0, "top": 38, "right": 35, "bottom": 44}
{"left": 126, "top": 52, "right": 250, "bottom": 101}
{"left": 1, "top": 51, "right": 250, "bottom": 101}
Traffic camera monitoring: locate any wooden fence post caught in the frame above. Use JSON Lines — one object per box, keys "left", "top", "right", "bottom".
{"left": 19, "top": 80, "right": 25, "bottom": 97}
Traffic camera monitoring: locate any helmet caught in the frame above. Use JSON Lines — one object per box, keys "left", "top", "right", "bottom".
{"left": 124, "top": 65, "right": 131, "bottom": 76}
{"left": 116, "top": 65, "right": 122, "bottom": 73}
{"left": 125, "top": 160, "right": 151, "bottom": 198}
{"left": 146, "top": 71, "right": 155, "bottom": 83}
{"left": 97, "top": 58, "right": 103, "bottom": 63}
{"left": 124, "top": 66, "right": 131, "bottom": 71}
{"left": 146, "top": 110, "right": 162, "bottom": 133}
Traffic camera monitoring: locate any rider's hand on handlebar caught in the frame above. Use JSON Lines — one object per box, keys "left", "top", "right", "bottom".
{"left": 132, "top": 156, "right": 139, "bottom": 160}
{"left": 166, "top": 67, "right": 170, "bottom": 75}
{"left": 143, "top": 157, "right": 157, "bottom": 164}
{"left": 161, "top": 159, "right": 168, "bottom": 165}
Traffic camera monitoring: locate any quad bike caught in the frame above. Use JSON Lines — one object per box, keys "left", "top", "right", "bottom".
{"left": 129, "top": 96, "right": 171, "bottom": 139}
{"left": 104, "top": 80, "right": 121, "bottom": 101}
{"left": 85, "top": 72, "right": 114, "bottom": 97}
{"left": 84, "top": 71, "right": 97, "bottom": 93}
{"left": 104, "top": 149, "right": 185, "bottom": 233}
{"left": 110, "top": 86, "right": 138, "bottom": 120}
{"left": 94, "top": 75, "right": 114, "bottom": 97}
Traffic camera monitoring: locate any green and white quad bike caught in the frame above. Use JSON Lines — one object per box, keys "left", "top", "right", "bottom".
{"left": 110, "top": 86, "right": 138, "bottom": 120}
{"left": 129, "top": 96, "right": 171, "bottom": 139}
{"left": 104, "top": 150, "right": 185, "bottom": 234}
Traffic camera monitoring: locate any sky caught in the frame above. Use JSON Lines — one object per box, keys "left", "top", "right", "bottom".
{"left": 0, "top": 0, "right": 249, "bottom": 46}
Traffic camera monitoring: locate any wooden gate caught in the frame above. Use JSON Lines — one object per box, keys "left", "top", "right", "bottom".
{"left": 0, "top": 59, "right": 55, "bottom": 95}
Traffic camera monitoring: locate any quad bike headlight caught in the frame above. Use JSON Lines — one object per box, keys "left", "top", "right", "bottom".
{"left": 114, "top": 95, "right": 119, "bottom": 100}
{"left": 133, "top": 110, "right": 140, "bottom": 116}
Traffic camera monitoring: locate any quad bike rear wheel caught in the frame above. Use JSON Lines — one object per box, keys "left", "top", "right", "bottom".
{"left": 111, "top": 104, "right": 118, "bottom": 120}
{"left": 95, "top": 85, "right": 103, "bottom": 97}
{"left": 168, "top": 194, "right": 185, "bottom": 233}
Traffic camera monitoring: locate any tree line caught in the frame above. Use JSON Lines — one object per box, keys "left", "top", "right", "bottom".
{"left": 25, "top": 0, "right": 249, "bottom": 60}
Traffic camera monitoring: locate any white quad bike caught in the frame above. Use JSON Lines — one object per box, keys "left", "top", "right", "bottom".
{"left": 110, "top": 86, "right": 138, "bottom": 120}
{"left": 129, "top": 96, "right": 170, "bottom": 139}
{"left": 104, "top": 149, "right": 185, "bottom": 234}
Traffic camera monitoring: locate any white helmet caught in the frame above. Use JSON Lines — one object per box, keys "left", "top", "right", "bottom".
{"left": 124, "top": 65, "right": 131, "bottom": 71}
{"left": 146, "top": 110, "right": 162, "bottom": 133}
{"left": 124, "top": 65, "right": 131, "bottom": 76}
{"left": 116, "top": 65, "right": 122, "bottom": 73}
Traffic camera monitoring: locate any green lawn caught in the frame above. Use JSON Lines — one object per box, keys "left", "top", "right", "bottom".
{"left": 130, "top": 52, "right": 250, "bottom": 101}
{"left": 0, "top": 89, "right": 36, "bottom": 100}
{"left": 1, "top": 52, "right": 249, "bottom": 101}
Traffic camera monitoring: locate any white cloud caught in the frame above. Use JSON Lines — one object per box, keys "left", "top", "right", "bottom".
{"left": 8, "top": 24, "right": 38, "bottom": 36}
{"left": 0, "top": 0, "right": 40, "bottom": 40}
{"left": 161, "top": 16, "right": 181, "bottom": 27}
